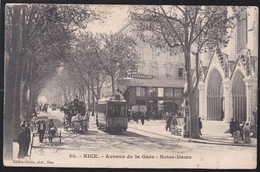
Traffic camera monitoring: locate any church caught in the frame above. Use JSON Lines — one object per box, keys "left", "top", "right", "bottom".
{"left": 198, "top": 7, "right": 258, "bottom": 124}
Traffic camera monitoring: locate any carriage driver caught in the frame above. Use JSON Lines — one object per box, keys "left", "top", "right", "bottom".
{"left": 73, "top": 95, "right": 80, "bottom": 109}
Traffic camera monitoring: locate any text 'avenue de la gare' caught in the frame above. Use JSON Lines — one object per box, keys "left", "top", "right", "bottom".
{"left": 69, "top": 154, "right": 192, "bottom": 159}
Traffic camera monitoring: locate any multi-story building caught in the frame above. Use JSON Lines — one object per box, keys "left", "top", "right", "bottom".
{"left": 116, "top": 18, "right": 186, "bottom": 117}
{"left": 116, "top": 7, "right": 258, "bottom": 123}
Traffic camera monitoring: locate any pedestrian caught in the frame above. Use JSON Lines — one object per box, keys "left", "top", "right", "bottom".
{"left": 17, "top": 127, "right": 27, "bottom": 158}
{"left": 233, "top": 125, "right": 242, "bottom": 144}
{"left": 229, "top": 118, "right": 236, "bottom": 137}
{"left": 152, "top": 111, "right": 155, "bottom": 120}
{"left": 145, "top": 111, "right": 150, "bottom": 121}
{"left": 127, "top": 110, "right": 131, "bottom": 122}
{"left": 198, "top": 117, "right": 202, "bottom": 136}
{"left": 38, "top": 120, "right": 46, "bottom": 143}
{"left": 24, "top": 122, "right": 31, "bottom": 157}
{"left": 33, "top": 105, "right": 37, "bottom": 117}
{"left": 141, "top": 112, "right": 145, "bottom": 125}
{"left": 136, "top": 111, "right": 140, "bottom": 124}
{"left": 132, "top": 112, "right": 136, "bottom": 122}
{"left": 243, "top": 122, "right": 251, "bottom": 143}
{"left": 170, "top": 116, "right": 178, "bottom": 135}
{"left": 165, "top": 115, "right": 172, "bottom": 132}
{"left": 48, "top": 119, "right": 57, "bottom": 143}
{"left": 73, "top": 95, "right": 80, "bottom": 109}
{"left": 240, "top": 121, "right": 245, "bottom": 142}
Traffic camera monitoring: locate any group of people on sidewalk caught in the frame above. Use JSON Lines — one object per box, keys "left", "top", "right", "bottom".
{"left": 131, "top": 111, "right": 146, "bottom": 125}
{"left": 165, "top": 114, "right": 203, "bottom": 136}
{"left": 17, "top": 118, "right": 57, "bottom": 159}
{"left": 37, "top": 119, "right": 57, "bottom": 143}
{"left": 229, "top": 118, "right": 251, "bottom": 144}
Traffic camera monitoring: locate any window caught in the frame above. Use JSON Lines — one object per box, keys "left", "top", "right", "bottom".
{"left": 158, "top": 100, "right": 164, "bottom": 111}
{"left": 152, "top": 47, "right": 156, "bottom": 59}
{"left": 158, "top": 88, "right": 164, "bottom": 97}
{"left": 96, "top": 104, "right": 106, "bottom": 114}
{"left": 136, "top": 87, "right": 146, "bottom": 97}
{"left": 139, "top": 46, "right": 144, "bottom": 58}
{"left": 111, "top": 104, "right": 126, "bottom": 117}
{"left": 147, "top": 87, "right": 157, "bottom": 97}
{"left": 174, "top": 88, "right": 183, "bottom": 97}
{"left": 164, "top": 88, "right": 173, "bottom": 97}
{"left": 151, "top": 66, "right": 158, "bottom": 77}
{"left": 179, "top": 53, "right": 184, "bottom": 61}
{"left": 121, "top": 106, "right": 126, "bottom": 116}
{"left": 178, "top": 68, "right": 183, "bottom": 78}
{"left": 138, "top": 63, "right": 144, "bottom": 72}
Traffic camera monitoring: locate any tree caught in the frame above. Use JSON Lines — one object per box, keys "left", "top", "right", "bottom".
{"left": 91, "top": 33, "right": 140, "bottom": 93}
{"left": 130, "top": 5, "right": 243, "bottom": 138}
{"left": 4, "top": 4, "right": 99, "bottom": 160}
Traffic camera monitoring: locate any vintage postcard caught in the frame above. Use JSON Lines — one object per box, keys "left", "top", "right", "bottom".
{"left": 3, "top": 4, "right": 258, "bottom": 168}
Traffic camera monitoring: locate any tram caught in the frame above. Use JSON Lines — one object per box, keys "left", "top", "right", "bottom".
{"left": 96, "top": 93, "right": 128, "bottom": 132}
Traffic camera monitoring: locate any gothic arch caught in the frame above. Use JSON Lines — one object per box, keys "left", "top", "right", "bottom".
{"left": 232, "top": 70, "right": 246, "bottom": 122}
{"left": 207, "top": 68, "right": 224, "bottom": 121}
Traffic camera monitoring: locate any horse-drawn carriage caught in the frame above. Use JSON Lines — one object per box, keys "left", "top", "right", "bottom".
{"left": 63, "top": 100, "right": 89, "bottom": 134}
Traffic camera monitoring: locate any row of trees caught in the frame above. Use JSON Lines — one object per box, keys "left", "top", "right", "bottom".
{"left": 4, "top": 5, "right": 140, "bottom": 160}
{"left": 54, "top": 31, "right": 140, "bottom": 116}
{"left": 4, "top": 4, "right": 100, "bottom": 160}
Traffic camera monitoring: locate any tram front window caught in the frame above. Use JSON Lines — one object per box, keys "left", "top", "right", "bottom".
{"left": 111, "top": 104, "right": 126, "bottom": 117}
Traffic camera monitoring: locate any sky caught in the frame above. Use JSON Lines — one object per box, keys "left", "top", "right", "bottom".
{"left": 86, "top": 5, "right": 131, "bottom": 35}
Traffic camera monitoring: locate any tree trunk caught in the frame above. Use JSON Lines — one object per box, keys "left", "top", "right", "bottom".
{"left": 4, "top": 58, "right": 17, "bottom": 161}
{"left": 91, "top": 76, "right": 95, "bottom": 116}
{"left": 4, "top": 6, "right": 21, "bottom": 160}
{"left": 111, "top": 75, "right": 115, "bottom": 94}
{"left": 63, "top": 88, "right": 69, "bottom": 103}
{"left": 87, "top": 75, "right": 90, "bottom": 111}
{"left": 96, "top": 74, "right": 100, "bottom": 100}
{"left": 184, "top": 49, "right": 200, "bottom": 139}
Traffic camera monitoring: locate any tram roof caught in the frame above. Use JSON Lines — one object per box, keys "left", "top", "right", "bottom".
{"left": 98, "top": 92, "right": 127, "bottom": 103}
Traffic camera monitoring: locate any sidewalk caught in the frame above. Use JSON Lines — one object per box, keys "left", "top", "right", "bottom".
{"left": 128, "top": 119, "right": 257, "bottom": 147}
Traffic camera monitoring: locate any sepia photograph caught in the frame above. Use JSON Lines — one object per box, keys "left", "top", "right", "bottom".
{"left": 3, "top": 4, "right": 258, "bottom": 169}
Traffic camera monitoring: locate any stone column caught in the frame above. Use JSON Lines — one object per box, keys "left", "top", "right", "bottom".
{"left": 222, "top": 79, "right": 233, "bottom": 122}
{"left": 198, "top": 82, "right": 206, "bottom": 120}
{"left": 243, "top": 76, "right": 258, "bottom": 123}
{"left": 247, "top": 7, "right": 258, "bottom": 57}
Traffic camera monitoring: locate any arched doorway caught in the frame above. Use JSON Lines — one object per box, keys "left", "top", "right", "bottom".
{"left": 207, "top": 69, "right": 224, "bottom": 121}
{"left": 232, "top": 71, "right": 246, "bottom": 122}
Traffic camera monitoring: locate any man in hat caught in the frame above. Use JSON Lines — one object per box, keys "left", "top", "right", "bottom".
{"left": 38, "top": 120, "right": 46, "bottom": 143}
{"left": 229, "top": 118, "right": 236, "bottom": 137}
{"left": 24, "top": 122, "right": 31, "bottom": 156}
{"left": 18, "top": 127, "right": 27, "bottom": 158}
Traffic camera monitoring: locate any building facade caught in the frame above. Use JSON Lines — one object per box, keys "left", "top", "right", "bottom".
{"left": 198, "top": 7, "right": 258, "bottom": 124}
{"left": 116, "top": 18, "right": 186, "bottom": 117}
